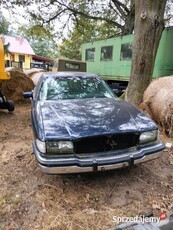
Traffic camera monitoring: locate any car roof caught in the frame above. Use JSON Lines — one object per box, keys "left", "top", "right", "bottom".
{"left": 42, "top": 71, "right": 99, "bottom": 79}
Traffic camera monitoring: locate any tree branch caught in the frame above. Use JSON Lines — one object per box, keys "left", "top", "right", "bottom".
{"left": 111, "top": 0, "right": 130, "bottom": 14}
{"left": 42, "top": 9, "right": 68, "bottom": 24}
{"left": 109, "top": 1, "right": 126, "bottom": 20}
{"left": 43, "top": 0, "right": 124, "bottom": 30}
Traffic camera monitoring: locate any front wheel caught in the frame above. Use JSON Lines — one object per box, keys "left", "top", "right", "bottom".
{"left": 8, "top": 100, "right": 15, "bottom": 112}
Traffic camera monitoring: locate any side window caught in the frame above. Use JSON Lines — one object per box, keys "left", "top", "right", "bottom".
{"left": 120, "top": 43, "right": 132, "bottom": 60}
{"left": 85, "top": 48, "right": 95, "bottom": 61}
{"left": 100, "top": 46, "right": 113, "bottom": 61}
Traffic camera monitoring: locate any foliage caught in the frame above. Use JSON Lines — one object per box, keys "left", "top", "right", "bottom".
{"left": 59, "top": 15, "right": 119, "bottom": 59}
{"left": 1, "top": 0, "right": 134, "bottom": 37}
{"left": 0, "top": 11, "right": 10, "bottom": 35}
{"left": 2, "top": 0, "right": 172, "bottom": 60}
{"left": 18, "top": 25, "right": 59, "bottom": 58}
{"left": 1, "top": 0, "right": 173, "bottom": 39}
{"left": 29, "top": 37, "right": 59, "bottom": 58}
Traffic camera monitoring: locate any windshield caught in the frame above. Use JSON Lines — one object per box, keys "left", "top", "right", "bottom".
{"left": 39, "top": 76, "right": 115, "bottom": 100}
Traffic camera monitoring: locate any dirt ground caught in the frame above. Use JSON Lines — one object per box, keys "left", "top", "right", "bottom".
{"left": 0, "top": 103, "right": 173, "bottom": 230}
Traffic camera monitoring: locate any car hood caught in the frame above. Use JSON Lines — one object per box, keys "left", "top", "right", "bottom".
{"left": 38, "top": 98, "right": 157, "bottom": 140}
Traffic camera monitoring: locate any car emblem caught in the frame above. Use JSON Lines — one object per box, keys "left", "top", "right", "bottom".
{"left": 107, "top": 137, "right": 118, "bottom": 150}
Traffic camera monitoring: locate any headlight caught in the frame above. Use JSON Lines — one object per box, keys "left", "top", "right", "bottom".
{"left": 46, "top": 141, "right": 74, "bottom": 154}
{"left": 36, "top": 139, "right": 46, "bottom": 153}
{"left": 139, "top": 130, "right": 158, "bottom": 144}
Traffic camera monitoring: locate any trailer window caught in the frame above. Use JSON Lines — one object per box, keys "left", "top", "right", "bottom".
{"left": 120, "top": 43, "right": 132, "bottom": 60}
{"left": 65, "top": 62, "right": 80, "bottom": 70}
{"left": 85, "top": 48, "right": 95, "bottom": 61}
{"left": 100, "top": 46, "right": 113, "bottom": 61}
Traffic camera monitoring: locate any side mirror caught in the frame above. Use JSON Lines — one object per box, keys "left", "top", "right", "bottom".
{"left": 23, "top": 91, "right": 33, "bottom": 99}
{"left": 112, "top": 88, "right": 119, "bottom": 96}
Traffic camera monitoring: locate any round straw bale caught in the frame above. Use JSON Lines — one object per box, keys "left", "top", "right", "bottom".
{"left": 30, "top": 72, "right": 44, "bottom": 85}
{"left": 0, "top": 68, "right": 34, "bottom": 102}
{"left": 143, "top": 76, "right": 173, "bottom": 136}
{"left": 24, "top": 68, "right": 46, "bottom": 78}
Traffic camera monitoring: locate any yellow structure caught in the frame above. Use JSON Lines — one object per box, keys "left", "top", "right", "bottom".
{"left": 0, "top": 38, "right": 10, "bottom": 79}
{"left": 0, "top": 37, "right": 15, "bottom": 112}
{"left": 2, "top": 35, "right": 35, "bottom": 69}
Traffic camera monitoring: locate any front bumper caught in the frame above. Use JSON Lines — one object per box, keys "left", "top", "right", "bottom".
{"left": 33, "top": 141, "right": 165, "bottom": 174}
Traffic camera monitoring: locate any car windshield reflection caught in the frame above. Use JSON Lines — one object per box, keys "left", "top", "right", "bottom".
{"left": 39, "top": 76, "right": 115, "bottom": 100}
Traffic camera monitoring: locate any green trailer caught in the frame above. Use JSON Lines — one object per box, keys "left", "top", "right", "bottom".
{"left": 82, "top": 27, "right": 173, "bottom": 94}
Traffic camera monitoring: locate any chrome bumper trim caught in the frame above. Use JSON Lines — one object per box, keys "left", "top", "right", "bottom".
{"left": 134, "top": 151, "right": 162, "bottom": 164}
{"left": 38, "top": 151, "right": 163, "bottom": 174}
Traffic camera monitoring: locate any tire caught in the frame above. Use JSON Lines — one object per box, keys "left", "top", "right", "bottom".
{"left": 8, "top": 100, "right": 15, "bottom": 112}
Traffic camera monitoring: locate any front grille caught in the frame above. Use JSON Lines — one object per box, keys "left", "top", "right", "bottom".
{"left": 73, "top": 133, "right": 139, "bottom": 154}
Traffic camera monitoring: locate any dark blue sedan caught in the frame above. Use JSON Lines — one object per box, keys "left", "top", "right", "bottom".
{"left": 24, "top": 72, "right": 165, "bottom": 174}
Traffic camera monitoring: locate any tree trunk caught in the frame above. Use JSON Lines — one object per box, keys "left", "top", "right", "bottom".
{"left": 123, "top": 0, "right": 135, "bottom": 35}
{"left": 126, "top": 0, "right": 167, "bottom": 105}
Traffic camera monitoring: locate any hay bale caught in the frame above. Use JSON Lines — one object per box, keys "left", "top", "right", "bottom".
{"left": 24, "top": 68, "right": 46, "bottom": 78}
{"left": 5, "top": 67, "right": 16, "bottom": 72}
{"left": 0, "top": 68, "right": 34, "bottom": 102}
{"left": 30, "top": 72, "right": 44, "bottom": 85}
{"left": 143, "top": 76, "right": 173, "bottom": 137}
